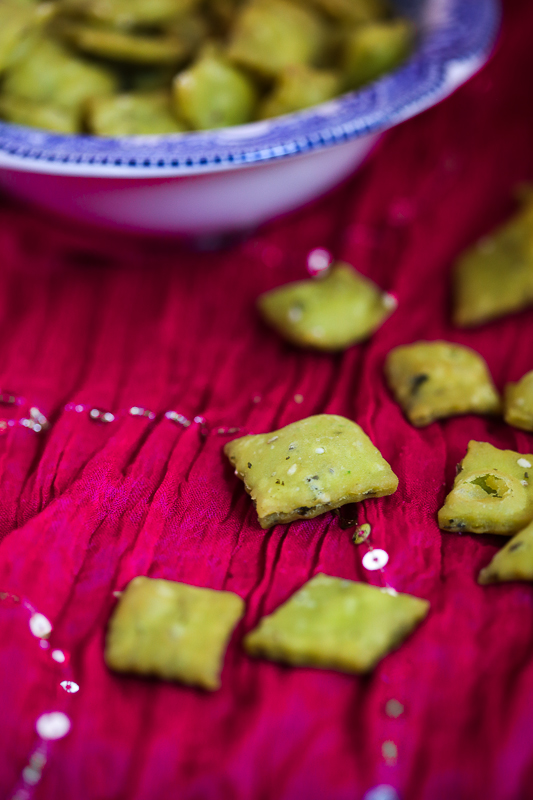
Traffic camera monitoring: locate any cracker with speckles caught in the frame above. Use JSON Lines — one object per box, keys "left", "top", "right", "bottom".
{"left": 453, "top": 191, "right": 533, "bottom": 327}
{"left": 105, "top": 577, "right": 244, "bottom": 690}
{"left": 224, "top": 414, "right": 398, "bottom": 529}
{"left": 438, "top": 441, "right": 533, "bottom": 536}
{"left": 504, "top": 370, "right": 533, "bottom": 432}
{"left": 385, "top": 341, "right": 500, "bottom": 427}
{"left": 244, "top": 573, "right": 429, "bottom": 673}
{"left": 478, "top": 520, "right": 533, "bottom": 584}
{"left": 257, "top": 263, "right": 396, "bottom": 351}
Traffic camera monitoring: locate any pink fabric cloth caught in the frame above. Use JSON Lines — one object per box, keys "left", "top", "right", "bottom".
{"left": 1, "top": 1, "right": 533, "bottom": 797}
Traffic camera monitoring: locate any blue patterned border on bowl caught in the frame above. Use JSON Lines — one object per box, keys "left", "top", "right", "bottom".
{"left": 0, "top": 0, "right": 499, "bottom": 174}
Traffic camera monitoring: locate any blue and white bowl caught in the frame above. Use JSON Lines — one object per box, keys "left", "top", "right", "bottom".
{"left": 0, "top": 0, "right": 499, "bottom": 235}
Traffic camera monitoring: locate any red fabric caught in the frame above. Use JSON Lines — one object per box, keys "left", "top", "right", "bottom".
{"left": 1, "top": 1, "right": 533, "bottom": 798}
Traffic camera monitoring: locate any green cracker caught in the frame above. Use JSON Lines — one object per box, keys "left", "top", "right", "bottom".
{"left": 88, "top": 91, "right": 186, "bottom": 135}
{"left": 0, "top": 93, "right": 78, "bottom": 132}
{"left": 478, "top": 520, "right": 533, "bottom": 585}
{"left": 343, "top": 19, "right": 413, "bottom": 91}
{"left": 173, "top": 47, "right": 257, "bottom": 130}
{"left": 453, "top": 191, "right": 533, "bottom": 327}
{"left": 224, "top": 414, "right": 398, "bottom": 529}
{"left": 259, "top": 64, "right": 340, "bottom": 120}
{"left": 258, "top": 263, "right": 396, "bottom": 351}
{"left": 244, "top": 573, "right": 429, "bottom": 673}
{"left": 384, "top": 341, "right": 501, "bottom": 427}
{"left": 227, "top": 0, "right": 326, "bottom": 78}
{"left": 504, "top": 370, "right": 533, "bottom": 432}
{"left": 309, "top": 0, "right": 388, "bottom": 23}
{"left": 59, "top": 0, "right": 199, "bottom": 28}
{"left": 3, "top": 37, "right": 117, "bottom": 114}
{"left": 0, "top": 0, "right": 55, "bottom": 74}
{"left": 58, "top": 21, "right": 189, "bottom": 64}
{"left": 438, "top": 441, "right": 533, "bottom": 535}
{"left": 105, "top": 577, "right": 244, "bottom": 690}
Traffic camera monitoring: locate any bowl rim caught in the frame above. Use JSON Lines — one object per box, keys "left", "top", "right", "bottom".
{"left": 0, "top": 0, "right": 500, "bottom": 178}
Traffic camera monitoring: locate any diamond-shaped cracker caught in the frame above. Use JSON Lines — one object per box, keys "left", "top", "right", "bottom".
{"left": 244, "top": 573, "right": 429, "bottom": 673}
{"left": 438, "top": 441, "right": 533, "bottom": 535}
{"left": 105, "top": 577, "right": 244, "bottom": 690}
{"left": 504, "top": 370, "right": 533, "bottom": 432}
{"left": 257, "top": 263, "right": 396, "bottom": 351}
{"left": 224, "top": 414, "right": 398, "bottom": 529}
{"left": 384, "top": 341, "right": 501, "bottom": 427}
{"left": 453, "top": 190, "right": 533, "bottom": 327}
{"left": 478, "top": 520, "right": 533, "bottom": 585}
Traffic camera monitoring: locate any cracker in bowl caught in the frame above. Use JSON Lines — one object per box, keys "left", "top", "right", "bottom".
{"left": 504, "top": 370, "right": 533, "bottom": 432}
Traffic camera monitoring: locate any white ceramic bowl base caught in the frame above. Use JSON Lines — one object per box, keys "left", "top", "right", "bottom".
{"left": 0, "top": 135, "right": 377, "bottom": 236}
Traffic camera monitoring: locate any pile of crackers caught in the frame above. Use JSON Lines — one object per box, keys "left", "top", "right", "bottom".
{"left": 106, "top": 189, "right": 533, "bottom": 691}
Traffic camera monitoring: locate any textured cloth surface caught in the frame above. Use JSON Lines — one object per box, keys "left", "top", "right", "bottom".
{"left": 1, "top": 1, "right": 533, "bottom": 798}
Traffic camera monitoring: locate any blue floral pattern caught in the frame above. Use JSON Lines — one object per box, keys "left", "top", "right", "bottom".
{"left": 0, "top": 0, "right": 499, "bottom": 172}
